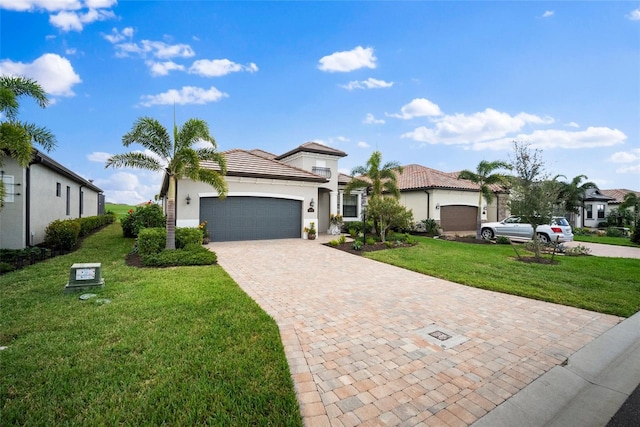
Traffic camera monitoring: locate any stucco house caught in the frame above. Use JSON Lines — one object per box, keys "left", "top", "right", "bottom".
{"left": 0, "top": 150, "right": 104, "bottom": 249}
{"left": 573, "top": 188, "right": 639, "bottom": 229}
{"left": 163, "top": 142, "right": 512, "bottom": 241}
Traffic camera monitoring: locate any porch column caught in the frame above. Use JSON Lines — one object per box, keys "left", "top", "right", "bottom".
{"left": 330, "top": 191, "right": 338, "bottom": 215}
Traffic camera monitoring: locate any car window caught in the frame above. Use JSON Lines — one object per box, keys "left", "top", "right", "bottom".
{"left": 504, "top": 217, "right": 520, "bottom": 224}
{"left": 552, "top": 217, "right": 569, "bottom": 226}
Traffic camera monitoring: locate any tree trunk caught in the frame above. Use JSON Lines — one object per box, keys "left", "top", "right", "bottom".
{"left": 476, "top": 191, "right": 483, "bottom": 240}
{"left": 166, "top": 176, "right": 176, "bottom": 250}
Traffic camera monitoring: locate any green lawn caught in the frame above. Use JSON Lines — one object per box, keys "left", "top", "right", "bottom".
{"left": 366, "top": 237, "right": 640, "bottom": 317}
{"left": 105, "top": 202, "right": 136, "bottom": 219}
{"left": 0, "top": 223, "right": 302, "bottom": 426}
{"left": 574, "top": 234, "right": 639, "bottom": 248}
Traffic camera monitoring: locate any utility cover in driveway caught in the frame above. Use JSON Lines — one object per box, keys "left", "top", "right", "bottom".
{"left": 200, "top": 196, "right": 302, "bottom": 242}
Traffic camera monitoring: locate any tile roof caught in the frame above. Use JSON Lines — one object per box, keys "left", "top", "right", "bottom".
{"left": 338, "top": 173, "right": 352, "bottom": 185}
{"left": 201, "top": 149, "right": 328, "bottom": 183}
{"left": 275, "top": 141, "right": 347, "bottom": 160}
{"left": 248, "top": 149, "right": 277, "bottom": 160}
{"left": 600, "top": 189, "right": 640, "bottom": 204}
{"left": 396, "top": 164, "right": 506, "bottom": 192}
{"left": 584, "top": 188, "right": 615, "bottom": 202}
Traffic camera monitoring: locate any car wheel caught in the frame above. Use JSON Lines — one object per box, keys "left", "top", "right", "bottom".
{"left": 537, "top": 233, "right": 550, "bottom": 244}
{"left": 481, "top": 228, "right": 494, "bottom": 240}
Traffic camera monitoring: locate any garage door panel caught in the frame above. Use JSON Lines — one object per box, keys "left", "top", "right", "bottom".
{"left": 200, "top": 196, "right": 302, "bottom": 242}
{"left": 441, "top": 205, "right": 477, "bottom": 231}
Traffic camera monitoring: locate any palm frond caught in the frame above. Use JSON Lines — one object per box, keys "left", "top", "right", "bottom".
{"left": 0, "top": 75, "right": 49, "bottom": 112}
{"left": 122, "top": 117, "right": 171, "bottom": 159}
{"left": 197, "top": 168, "right": 228, "bottom": 198}
{"left": 104, "top": 152, "right": 163, "bottom": 171}
{"left": 0, "top": 121, "right": 32, "bottom": 167}
{"left": 22, "top": 121, "right": 56, "bottom": 152}
{"left": 176, "top": 119, "right": 215, "bottom": 151}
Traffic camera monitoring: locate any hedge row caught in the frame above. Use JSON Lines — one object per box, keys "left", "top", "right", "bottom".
{"left": 137, "top": 227, "right": 203, "bottom": 256}
{"left": 44, "top": 213, "right": 116, "bottom": 250}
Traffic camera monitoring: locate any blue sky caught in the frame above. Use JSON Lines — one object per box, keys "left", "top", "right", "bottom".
{"left": 1, "top": 0, "right": 639, "bottom": 204}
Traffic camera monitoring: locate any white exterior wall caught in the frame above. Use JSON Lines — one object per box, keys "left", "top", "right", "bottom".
{"left": 175, "top": 176, "right": 320, "bottom": 236}
{"left": 279, "top": 152, "right": 339, "bottom": 192}
{"left": 401, "top": 189, "right": 485, "bottom": 222}
{"left": 400, "top": 192, "right": 429, "bottom": 222}
{"left": 0, "top": 160, "right": 27, "bottom": 249}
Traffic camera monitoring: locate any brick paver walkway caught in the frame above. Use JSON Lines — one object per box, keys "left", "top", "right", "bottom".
{"left": 211, "top": 237, "right": 622, "bottom": 426}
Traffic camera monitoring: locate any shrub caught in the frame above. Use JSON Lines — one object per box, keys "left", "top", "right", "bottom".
{"left": 385, "top": 241, "right": 393, "bottom": 248}
{"left": 0, "top": 262, "right": 16, "bottom": 274}
{"left": 120, "top": 203, "right": 165, "bottom": 237}
{"left": 564, "top": 244, "right": 592, "bottom": 256}
{"left": 632, "top": 229, "right": 640, "bottom": 245}
{"left": 338, "top": 235, "right": 346, "bottom": 245}
{"left": 78, "top": 213, "right": 116, "bottom": 237}
{"left": 496, "top": 236, "right": 511, "bottom": 244}
{"left": 176, "top": 227, "right": 203, "bottom": 248}
{"left": 421, "top": 218, "right": 439, "bottom": 235}
{"left": 365, "top": 237, "right": 376, "bottom": 246}
{"left": 328, "top": 239, "right": 340, "bottom": 247}
{"left": 137, "top": 227, "right": 166, "bottom": 256}
{"left": 605, "top": 227, "right": 624, "bottom": 238}
{"left": 352, "top": 240, "right": 363, "bottom": 251}
{"left": 45, "top": 219, "right": 81, "bottom": 250}
{"left": 141, "top": 246, "right": 217, "bottom": 267}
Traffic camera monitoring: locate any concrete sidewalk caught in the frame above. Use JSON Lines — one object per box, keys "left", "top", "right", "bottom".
{"left": 563, "top": 241, "right": 640, "bottom": 259}
{"left": 211, "top": 237, "right": 625, "bottom": 426}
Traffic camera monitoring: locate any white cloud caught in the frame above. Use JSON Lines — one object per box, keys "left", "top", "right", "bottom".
{"left": 85, "top": 0, "right": 116, "bottom": 8}
{"left": 357, "top": 141, "right": 370, "bottom": 148}
{"left": 387, "top": 98, "right": 443, "bottom": 120}
{"left": 0, "top": 0, "right": 82, "bottom": 12}
{"left": 65, "top": 48, "right": 77, "bottom": 55}
{"left": 0, "top": 53, "right": 81, "bottom": 97}
{"left": 542, "top": 10, "right": 554, "bottom": 18}
{"left": 341, "top": 77, "right": 393, "bottom": 90}
{"left": 103, "top": 27, "right": 134, "bottom": 43}
{"left": 363, "top": 113, "right": 385, "bottom": 125}
{"left": 318, "top": 46, "right": 377, "bottom": 73}
{"left": 189, "top": 59, "right": 258, "bottom": 77}
{"left": 565, "top": 121, "right": 580, "bottom": 128}
{"left": 139, "top": 86, "right": 228, "bottom": 107}
{"left": 49, "top": 7, "right": 115, "bottom": 31}
{"left": 471, "top": 127, "right": 626, "bottom": 151}
{"left": 114, "top": 40, "right": 195, "bottom": 59}
{"left": 87, "top": 151, "right": 112, "bottom": 163}
{"left": 402, "top": 108, "right": 553, "bottom": 145}
{"left": 96, "top": 170, "right": 163, "bottom": 205}
{"left": 627, "top": 9, "right": 640, "bottom": 21}
{"left": 609, "top": 148, "right": 640, "bottom": 164}
{"left": 335, "top": 136, "right": 350, "bottom": 142}
{"left": 147, "top": 60, "right": 185, "bottom": 76}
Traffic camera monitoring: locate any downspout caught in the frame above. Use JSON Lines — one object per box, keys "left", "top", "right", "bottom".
{"left": 79, "top": 184, "right": 85, "bottom": 218}
{"left": 424, "top": 190, "right": 430, "bottom": 219}
{"left": 25, "top": 165, "right": 31, "bottom": 247}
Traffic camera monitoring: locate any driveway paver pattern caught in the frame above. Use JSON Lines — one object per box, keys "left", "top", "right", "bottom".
{"left": 211, "top": 238, "right": 622, "bottom": 426}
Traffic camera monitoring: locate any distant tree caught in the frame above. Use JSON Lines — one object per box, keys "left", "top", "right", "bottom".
{"left": 458, "top": 160, "right": 511, "bottom": 240}
{"left": 344, "top": 150, "right": 403, "bottom": 238}
{"left": 0, "top": 75, "right": 56, "bottom": 208}
{"left": 619, "top": 192, "right": 640, "bottom": 244}
{"left": 106, "top": 116, "right": 227, "bottom": 249}
{"left": 554, "top": 174, "right": 597, "bottom": 225}
{"left": 366, "top": 197, "right": 413, "bottom": 243}
{"left": 508, "top": 141, "right": 561, "bottom": 259}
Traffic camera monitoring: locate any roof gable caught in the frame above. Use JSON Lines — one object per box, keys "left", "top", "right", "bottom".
{"left": 275, "top": 141, "right": 347, "bottom": 160}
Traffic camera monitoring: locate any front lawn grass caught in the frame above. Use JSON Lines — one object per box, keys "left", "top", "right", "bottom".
{"left": 366, "top": 237, "right": 640, "bottom": 317}
{"left": 0, "top": 223, "right": 302, "bottom": 426}
{"left": 574, "top": 234, "right": 639, "bottom": 247}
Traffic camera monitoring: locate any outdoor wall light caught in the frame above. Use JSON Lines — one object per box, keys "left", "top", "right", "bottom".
{"left": 186, "top": 194, "right": 191, "bottom": 205}
{"left": 310, "top": 198, "right": 314, "bottom": 209}
{"left": 436, "top": 203, "right": 440, "bottom": 210}
{"left": 482, "top": 205, "right": 487, "bottom": 215}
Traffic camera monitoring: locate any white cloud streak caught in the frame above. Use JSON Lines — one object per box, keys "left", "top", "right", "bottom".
{"left": 542, "top": 10, "right": 554, "bottom": 18}
{"left": 357, "top": 141, "right": 370, "bottom": 148}
{"left": 87, "top": 151, "right": 112, "bottom": 163}
{"left": 138, "top": 86, "right": 228, "bottom": 107}
{"left": 341, "top": 77, "right": 393, "bottom": 90}
{"left": 189, "top": 59, "right": 258, "bottom": 77}
{"left": 387, "top": 98, "right": 443, "bottom": 119}
{"left": 363, "top": 113, "right": 385, "bottom": 125}
{"left": 318, "top": 46, "right": 377, "bottom": 72}
{"left": 146, "top": 61, "right": 185, "bottom": 76}
{"left": 627, "top": 9, "right": 640, "bottom": 21}
{"left": 470, "top": 127, "right": 626, "bottom": 151}
{"left": 0, "top": 53, "right": 81, "bottom": 97}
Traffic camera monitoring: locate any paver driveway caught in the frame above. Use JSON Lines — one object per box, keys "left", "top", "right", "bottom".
{"left": 211, "top": 238, "right": 622, "bottom": 426}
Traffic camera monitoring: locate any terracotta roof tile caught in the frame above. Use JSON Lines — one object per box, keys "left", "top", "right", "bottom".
{"left": 248, "top": 149, "right": 277, "bottom": 159}
{"left": 600, "top": 189, "right": 640, "bottom": 204}
{"left": 396, "top": 164, "right": 506, "bottom": 192}
{"left": 201, "top": 149, "right": 327, "bottom": 182}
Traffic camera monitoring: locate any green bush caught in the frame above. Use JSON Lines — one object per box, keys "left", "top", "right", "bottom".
{"left": 385, "top": 241, "right": 393, "bottom": 248}
{"left": 328, "top": 239, "right": 340, "bottom": 247}
{"left": 137, "top": 227, "right": 166, "bottom": 256}
{"left": 605, "top": 227, "right": 624, "bottom": 238}
{"left": 45, "top": 219, "right": 81, "bottom": 250}
{"left": 141, "top": 246, "right": 218, "bottom": 267}
{"left": 338, "top": 235, "right": 346, "bottom": 245}
{"left": 120, "top": 203, "right": 165, "bottom": 237}
{"left": 496, "top": 236, "right": 511, "bottom": 244}
{"left": 352, "top": 240, "right": 363, "bottom": 251}
{"left": 632, "top": 229, "right": 640, "bottom": 245}
{"left": 176, "top": 227, "right": 203, "bottom": 248}
{"left": 0, "top": 262, "right": 16, "bottom": 274}
{"left": 421, "top": 218, "right": 439, "bottom": 235}
{"left": 365, "top": 237, "right": 376, "bottom": 245}
{"left": 78, "top": 214, "right": 116, "bottom": 237}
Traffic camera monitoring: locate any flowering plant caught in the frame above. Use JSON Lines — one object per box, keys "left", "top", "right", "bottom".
{"left": 304, "top": 222, "right": 316, "bottom": 236}
{"left": 330, "top": 214, "right": 343, "bottom": 225}
{"left": 198, "top": 220, "right": 208, "bottom": 238}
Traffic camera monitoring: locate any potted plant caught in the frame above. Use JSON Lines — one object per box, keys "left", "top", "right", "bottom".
{"left": 329, "top": 214, "right": 343, "bottom": 235}
{"left": 304, "top": 222, "right": 317, "bottom": 240}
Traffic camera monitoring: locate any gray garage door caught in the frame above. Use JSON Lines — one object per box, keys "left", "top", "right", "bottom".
{"left": 200, "top": 196, "right": 302, "bottom": 242}
{"left": 440, "top": 205, "right": 478, "bottom": 231}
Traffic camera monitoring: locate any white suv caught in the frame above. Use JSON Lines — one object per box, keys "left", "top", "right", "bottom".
{"left": 480, "top": 216, "right": 574, "bottom": 243}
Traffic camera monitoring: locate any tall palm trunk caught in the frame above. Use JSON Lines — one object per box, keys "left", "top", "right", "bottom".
{"left": 476, "top": 191, "right": 483, "bottom": 239}
{"left": 166, "top": 176, "right": 176, "bottom": 250}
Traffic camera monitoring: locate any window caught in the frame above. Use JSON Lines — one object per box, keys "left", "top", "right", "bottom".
{"left": 586, "top": 204, "right": 593, "bottom": 219}
{"left": 0, "top": 174, "right": 15, "bottom": 203}
{"left": 66, "top": 186, "right": 71, "bottom": 215}
{"left": 56, "top": 182, "right": 61, "bottom": 197}
{"left": 597, "top": 204, "right": 605, "bottom": 219}
{"left": 342, "top": 194, "right": 358, "bottom": 217}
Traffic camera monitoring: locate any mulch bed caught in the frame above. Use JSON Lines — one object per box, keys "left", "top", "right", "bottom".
{"left": 125, "top": 253, "right": 145, "bottom": 268}
{"left": 323, "top": 241, "right": 415, "bottom": 256}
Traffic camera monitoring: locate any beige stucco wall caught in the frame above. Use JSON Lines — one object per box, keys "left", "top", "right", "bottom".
{"left": 175, "top": 176, "right": 320, "bottom": 235}
{"left": 278, "top": 152, "right": 339, "bottom": 192}
{"left": 0, "top": 159, "right": 27, "bottom": 249}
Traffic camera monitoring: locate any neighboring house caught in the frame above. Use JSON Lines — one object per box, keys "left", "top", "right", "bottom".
{"left": 0, "top": 150, "right": 104, "bottom": 249}
{"left": 162, "top": 142, "right": 349, "bottom": 242}
{"left": 574, "top": 188, "right": 639, "bottom": 229}
{"left": 164, "top": 142, "right": 513, "bottom": 241}
{"left": 393, "top": 164, "right": 509, "bottom": 232}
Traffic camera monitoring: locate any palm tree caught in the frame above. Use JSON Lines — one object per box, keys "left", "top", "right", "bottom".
{"left": 106, "top": 116, "right": 227, "bottom": 249}
{"left": 619, "top": 192, "right": 640, "bottom": 243}
{"left": 554, "top": 174, "right": 597, "bottom": 226}
{"left": 1, "top": 75, "right": 56, "bottom": 207}
{"left": 344, "top": 150, "right": 403, "bottom": 238}
{"left": 458, "top": 160, "right": 511, "bottom": 239}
